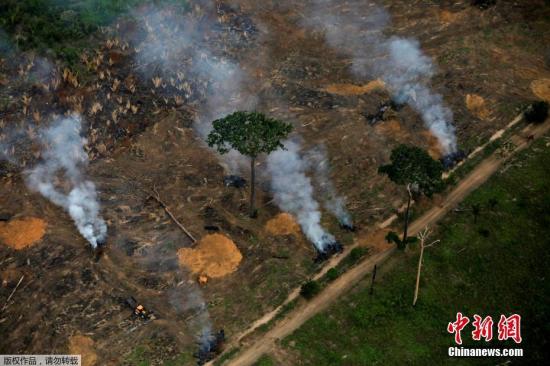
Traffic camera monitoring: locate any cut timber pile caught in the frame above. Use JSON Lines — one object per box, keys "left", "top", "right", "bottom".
{"left": 177, "top": 234, "right": 242, "bottom": 278}
{"left": 0, "top": 217, "right": 46, "bottom": 250}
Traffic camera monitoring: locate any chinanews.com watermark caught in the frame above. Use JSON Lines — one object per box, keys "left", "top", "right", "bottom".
{"left": 446, "top": 312, "right": 523, "bottom": 358}
{"left": 448, "top": 347, "right": 523, "bottom": 357}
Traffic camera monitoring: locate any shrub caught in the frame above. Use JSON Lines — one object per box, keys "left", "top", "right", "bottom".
{"left": 478, "top": 228, "right": 490, "bottom": 237}
{"left": 300, "top": 280, "right": 321, "bottom": 300}
{"left": 471, "top": 0, "right": 497, "bottom": 10}
{"left": 525, "top": 101, "right": 549, "bottom": 124}
{"left": 349, "top": 247, "right": 368, "bottom": 262}
{"left": 385, "top": 231, "right": 400, "bottom": 244}
{"left": 385, "top": 231, "right": 407, "bottom": 250}
{"left": 326, "top": 268, "right": 339, "bottom": 281}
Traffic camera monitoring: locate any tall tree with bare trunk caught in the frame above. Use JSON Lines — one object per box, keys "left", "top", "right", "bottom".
{"left": 413, "top": 227, "right": 440, "bottom": 306}
{"left": 207, "top": 111, "right": 292, "bottom": 218}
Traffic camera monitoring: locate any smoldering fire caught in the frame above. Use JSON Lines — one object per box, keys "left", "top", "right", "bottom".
{"left": 305, "top": 0, "right": 458, "bottom": 154}
{"left": 267, "top": 140, "right": 337, "bottom": 253}
{"left": 25, "top": 114, "right": 107, "bottom": 249}
{"left": 133, "top": 4, "right": 351, "bottom": 256}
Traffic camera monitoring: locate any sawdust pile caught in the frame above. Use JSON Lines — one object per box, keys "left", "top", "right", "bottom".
{"left": 374, "top": 120, "right": 442, "bottom": 158}
{"left": 324, "top": 80, "right": 385, "bottom": 96}
{"left": 0, "top": 217, "right": 47, "bottom": 250}
{"left": 531, "top": 79, "right": 550, "bottom": 102}
{"left": 466, "top": 94, "right": 491, "bottom": 120}
{"left": 438, "top": 10, "right": 463, "bottom": 24}
{"left": 68, "top": 335, "right": 97, "bottom": 366}
{"left": 178, "top": 234, "right": 242, "bottom": 278}
{"left": 421, "top": 130, "right": 444, "bottom": 159}
{"left": 374, "top": 119, "right": 408, "bottom": 140}
{"left": 265, "top": 212, "right": 300, "bottom": 236}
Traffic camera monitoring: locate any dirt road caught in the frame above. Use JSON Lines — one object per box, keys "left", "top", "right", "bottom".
{"left": 220, "top": 119, "right": 550, "bottom": 366}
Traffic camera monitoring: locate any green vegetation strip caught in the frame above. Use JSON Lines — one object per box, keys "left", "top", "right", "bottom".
{"left": 253, "top": 354, "right": 276, "bottom": 366}
{"left": 284, "top": 136, "right": 550, "bottom": 365}
{"left": 0, "top": 0, "right": 188, "bottom": 64}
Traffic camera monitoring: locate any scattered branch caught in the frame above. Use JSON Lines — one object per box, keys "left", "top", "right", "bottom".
{"left": 120, "top": 175, "right": 197, "bottom": 244}
{"left": 1, "top": 275, "right": 24, "bottom": 313}
{"left": 149, "top": 185, "right": 197, "bottom": 243}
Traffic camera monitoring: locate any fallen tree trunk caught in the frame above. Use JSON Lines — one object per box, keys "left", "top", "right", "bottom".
{"left": 150, "top": 186, "right": 197, "bottom": 243}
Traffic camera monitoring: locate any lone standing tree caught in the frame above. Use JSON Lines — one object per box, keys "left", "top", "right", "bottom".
{"left": 378, "top": 144, "right": 444, "bottom": 248}
{"left": 413, "top": 227, "right": 440, "bottom": 306}
{"left": 207, "top": 111, "right": 292, "bottom": 218}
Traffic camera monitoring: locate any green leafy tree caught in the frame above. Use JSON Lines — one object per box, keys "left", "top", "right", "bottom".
{"left": 300, "top": 280, "right": 321, "bottom": 300}
{"left": 378, "top": 145, "right": 444, "bottom": 248}
{"left": 471, "top": 203, "right": 482, "bottom": 224}
{"left": 207, "top": 111, "right": 292, "bottom": 217}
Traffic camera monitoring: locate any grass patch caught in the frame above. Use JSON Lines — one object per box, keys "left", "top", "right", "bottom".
{"left": 254, "top": 354, "right": 276, "bottom": 366}
{"left": 284, "top": 135, "right": 550, "bottom": 365}
{"left": 214, "top": 347, "right": 240, "bottom": 366}
{"left": 124, "top": 338, "right": 194, "bottom": 365}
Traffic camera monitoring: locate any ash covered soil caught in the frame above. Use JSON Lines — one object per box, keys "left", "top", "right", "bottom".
{"left": 1, "top": 0, "right": 549, "bottom": 364}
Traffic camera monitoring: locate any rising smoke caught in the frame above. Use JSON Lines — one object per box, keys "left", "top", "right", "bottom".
{"left": 266, "top": 140, "right": 336, "bottom": 252}
{"left": 133, "top": 4, "right": 257, "bottom": 172}
{"left": 305, "top": 0, "right": 457, "bottom": 154}
{"left": 131, "top": 4, "right": 247, "bottom": 347}
{"left": 133, "top": 3, "right": 348, "bottom": 252}
{"left": 25, "top": 114, "right": 107, "bottom": 249}
{"left": 306, "top": 145, "right": 352, "bottom": 227}
{"left": 168, "top": 279, "right": 213, "bottom": 349}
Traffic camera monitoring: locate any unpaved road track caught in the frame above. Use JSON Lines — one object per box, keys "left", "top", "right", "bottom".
{"left": 218, "top": 119, "right": 550, "bottom": 366}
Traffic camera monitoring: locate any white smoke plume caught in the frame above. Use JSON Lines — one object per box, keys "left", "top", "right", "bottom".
{"left": 267, "top": 140, "right": 335, "bottom": 252}
{"left": 134, "top": 4, "right": 341, "bottom": 252}
{"left": 25, "top": 114, "right": 107, "bottom": 248}
{"left": 382, "top": 38, "right": 456, "bottom": 153}
{"left": 306, "top": 145, "right": 352, "bottom": 227}
{"left": 168, "top": 280, "right": 213, "bottom": 351}
{"left": 133, "top": 4, "right": 257, "bottom": 173}
{"left": 306, "top": 0, "right": 457, "bottom": 154}
{"left": 132, "top": 4, "right": 241, "bottom": 347}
